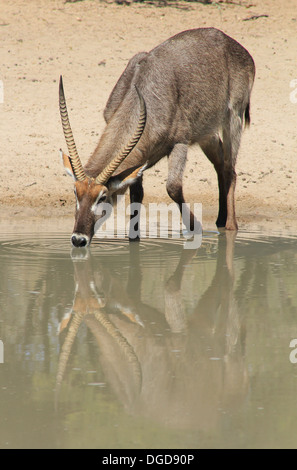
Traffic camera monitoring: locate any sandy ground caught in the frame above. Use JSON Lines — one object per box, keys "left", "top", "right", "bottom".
{"left": 0, "top": 0, "right": 296, "bottom": 233}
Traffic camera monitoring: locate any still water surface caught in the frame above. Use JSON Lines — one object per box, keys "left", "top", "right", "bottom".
{"left": 0, "top": 224, "right": 297, "bottom": 449}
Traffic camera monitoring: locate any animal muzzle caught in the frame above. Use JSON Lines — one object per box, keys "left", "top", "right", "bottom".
{"left": 71, "top": 233, "right": 90, "bottom": 248}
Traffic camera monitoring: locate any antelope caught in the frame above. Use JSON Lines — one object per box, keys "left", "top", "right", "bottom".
{"left": 59, "top": 27, "right": 255, "bottom": 247}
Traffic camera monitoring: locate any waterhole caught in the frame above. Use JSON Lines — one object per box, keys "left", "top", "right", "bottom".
{"left": 0, "top": 223, "right": 297, "bottom": 449}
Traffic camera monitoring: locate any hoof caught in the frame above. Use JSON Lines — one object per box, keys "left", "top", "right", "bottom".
{"left": 129, "top": 235, "right": 140, "bottom": 242}
{"left": 225, "top": 223, "right": 238, "bottom": 231}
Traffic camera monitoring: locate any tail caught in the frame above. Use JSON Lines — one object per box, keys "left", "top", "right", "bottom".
{"left": 244, "top": 102, "right": 251, "bottom": 128}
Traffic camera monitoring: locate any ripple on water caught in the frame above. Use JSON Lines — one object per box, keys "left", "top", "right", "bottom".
{"left": 0, "top": 229, "right": 220, "bottom": 267}
{"left": 0, "top": 232, "right": 73, "bottom": 262}
{"left": 0, "top": 228, "right": 296, "bottom": 265}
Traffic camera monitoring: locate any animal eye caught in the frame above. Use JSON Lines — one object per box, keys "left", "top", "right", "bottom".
{"left": 98, "top": 194, "right": 106, "bottom": 203}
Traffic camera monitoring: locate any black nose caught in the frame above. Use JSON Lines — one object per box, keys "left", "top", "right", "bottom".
{"left": 71, "top": 235, "right": 88, "bottom": 248}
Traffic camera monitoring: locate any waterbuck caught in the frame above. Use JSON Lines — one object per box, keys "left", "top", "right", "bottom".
{"left": 59, "top": 27, "right": 255, "bottom": 247}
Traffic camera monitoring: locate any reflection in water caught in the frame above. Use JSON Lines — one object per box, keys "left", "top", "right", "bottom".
{"left": 56, "top": 233, "right": 247, "bottom": 432}
{"left": 0, "top": 229, "right": 297, "bottom": 448}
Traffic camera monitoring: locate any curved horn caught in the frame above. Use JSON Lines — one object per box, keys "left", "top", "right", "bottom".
{"left": 59, "top": 76, "right": 86, "bottom": 181}
{"left": 96, "top": 86, "right": 147, "bottom": 185}
{"left": 94, "top": 310, "right": 142, "bottom": 393}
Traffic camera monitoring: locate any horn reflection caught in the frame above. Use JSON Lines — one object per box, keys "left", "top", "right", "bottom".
{"left": 56, "top": 233, "right": 248, "bottom": 430}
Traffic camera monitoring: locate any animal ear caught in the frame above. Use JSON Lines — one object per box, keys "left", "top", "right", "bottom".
{"left": 123, "top": 162, "right": 148, "bottom": 183}
{"left": 60, "top": 149, "right": 76, "bottom": 180}
{"left": 109, "top": 162, "right": 148, "bottom": 192}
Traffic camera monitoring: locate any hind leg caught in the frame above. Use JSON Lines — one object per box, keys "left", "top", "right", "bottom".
{"left": 222, "top": 109, "right": 244, "bottom": 231}
{"left": 200, "top": 134, "right": 227, "bottom": 227}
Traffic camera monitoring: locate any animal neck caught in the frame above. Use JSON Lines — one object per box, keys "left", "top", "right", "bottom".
{"left": 84, "top": 103, "right": 144, "bottom": 180}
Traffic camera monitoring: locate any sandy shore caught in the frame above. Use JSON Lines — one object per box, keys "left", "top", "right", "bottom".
{"left": 0, "top": 0, "right": 296, "bottom": 232}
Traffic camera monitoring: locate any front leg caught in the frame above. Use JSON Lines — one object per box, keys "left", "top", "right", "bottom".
{"left": 129, "top": 176, "right": 144, "bottom": 240}
{"left": 166, "top": 143, "right": 196, "bottom": 232}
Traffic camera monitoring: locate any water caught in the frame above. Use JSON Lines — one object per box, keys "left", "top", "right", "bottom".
{"left": 0, "top": 223, "right": 297, "bottom": 449}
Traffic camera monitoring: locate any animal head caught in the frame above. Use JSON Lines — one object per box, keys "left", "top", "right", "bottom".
{"left": 59, "top": 76, "right": 146, "bottom": 247}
